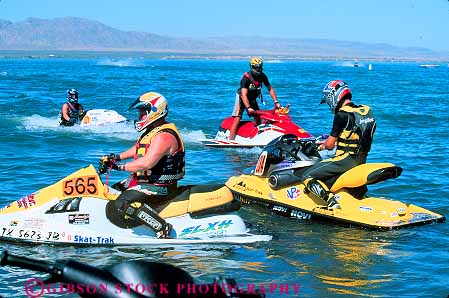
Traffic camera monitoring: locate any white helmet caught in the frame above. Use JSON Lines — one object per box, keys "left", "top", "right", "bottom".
{"left": 129, "top": 92, "right": 168, "bottom": 132}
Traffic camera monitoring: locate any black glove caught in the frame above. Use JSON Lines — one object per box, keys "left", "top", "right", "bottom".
{"left": 98, "top": 160, "right": 108, "bottom": 174}
{"left": 98, "top": 153, "right": 121, "bottom": 174}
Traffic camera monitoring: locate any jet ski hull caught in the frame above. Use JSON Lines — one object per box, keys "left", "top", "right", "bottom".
{"left": 226, "top": 174, "right": 445, "bottom": 230}
{"left": 80, "top": 109, "right": 127, "bottom": 126}
{"left": 0, "top": 165, "right": 271, "bottom": 245}
{"left": 199, "top": 107, "right": 313, "bottom": 148}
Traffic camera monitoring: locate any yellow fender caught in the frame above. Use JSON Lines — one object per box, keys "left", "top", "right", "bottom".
{"left": 330, "top": 163, "right": 402, "bottom": 192}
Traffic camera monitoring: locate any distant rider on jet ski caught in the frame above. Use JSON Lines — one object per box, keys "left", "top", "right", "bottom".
{"left": 300, "top": 80, "right": 376, "bottom": 207}
{"left": 98, "top": 92, "right": 185, "bottom": 238}
{"left": 229, "top": 57, "right": 281, "bottom": 140}
{"left": 60, "top": 89, "right": 85, "bottom": 126}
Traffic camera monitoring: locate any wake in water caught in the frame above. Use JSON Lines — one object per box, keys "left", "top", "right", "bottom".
{"left": 265, "top": 59, "right": 284, "bottom": 63}
{"left": 96, "top": 58, "right": 146, "bottom": 68}
{"left": 18, "top": 115, "right": 214, "bottom": 146}
{"left": 180, "top": 128, "right": 207, "bottom": 144}
{"left": 19, "top": 114, "right": 138, "bottom": 140}
{"left": 335, "top": 61, "right": 365, "bottom": 67}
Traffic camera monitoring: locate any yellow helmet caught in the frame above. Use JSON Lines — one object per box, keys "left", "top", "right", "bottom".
{"left": 129, "top": 92, "right": 168, "bottom": 132}
{"left": 249, "top": 57, "right": 263, "bottom": 75}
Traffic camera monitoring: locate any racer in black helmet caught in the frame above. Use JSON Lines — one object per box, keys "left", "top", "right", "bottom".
{"left": 60, "top": 88, "right": 85, "bottom": 126}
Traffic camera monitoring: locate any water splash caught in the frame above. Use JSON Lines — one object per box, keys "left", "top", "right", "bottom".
{"left": 19, "top": 114, "right": 137, "bottom": 139}
{"left": 265, "top": 59, "right": 284, "bottom": 63}
{"left": 180, "top": 129, "right": 206, "bottom": 144}
{"left": 96, "top": 58, "right": 146, "bottom": 68}
{"left": 335, "top": 61, "right": 365, "bottom": 67}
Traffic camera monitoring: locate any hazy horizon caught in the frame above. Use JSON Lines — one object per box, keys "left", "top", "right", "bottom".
{"left": 1, "top": 0, "right": 448, "bottom": 52}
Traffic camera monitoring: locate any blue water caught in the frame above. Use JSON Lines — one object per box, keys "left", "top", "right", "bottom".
{"left": 0, "top": 56, "right": 448, "bottom": 297}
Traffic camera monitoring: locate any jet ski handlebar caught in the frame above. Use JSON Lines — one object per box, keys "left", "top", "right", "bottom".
{"left": 1, "top": 250, "right": 265, "bottom": 298}
{"left": 263, "top": 134, "right": 322, "bottom": 162}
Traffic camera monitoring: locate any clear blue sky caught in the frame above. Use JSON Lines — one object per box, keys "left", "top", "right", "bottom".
{"left": 1, "top": 0, "right": 448, "bottom": 51}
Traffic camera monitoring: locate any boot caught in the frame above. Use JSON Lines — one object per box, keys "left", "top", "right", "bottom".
{"left": 122, "top": 202, "right": 173, "bottom": 238}
{"left": 305, "top": 179, "right": 340, "bottom": 209}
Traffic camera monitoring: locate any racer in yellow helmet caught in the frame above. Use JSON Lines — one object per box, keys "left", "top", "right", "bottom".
{"left": 98, "top": 92, "right": 185, "bottom": 238}
{"left": 229, "top": 57, "right": 282, "bottom": 140}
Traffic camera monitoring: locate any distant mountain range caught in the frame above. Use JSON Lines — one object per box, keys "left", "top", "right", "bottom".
{"left": 0, "top": 17, "right": 447, "bottom": 61}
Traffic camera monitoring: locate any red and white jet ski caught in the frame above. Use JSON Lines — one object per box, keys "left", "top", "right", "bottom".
{"left": 199, "top": 107, "right": 313, "bottom": 148}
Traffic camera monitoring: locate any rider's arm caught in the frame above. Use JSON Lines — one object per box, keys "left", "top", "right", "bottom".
{"left": 121, "top": 132, "right": 177, "bottom": 172}
{"left": 320, "top": 113, "right": 346, "bottom": 150}
{"left": 117, "top": 146, "right": 136, "bottom": 161}
{"left": 269, "top": 87, "right": 278, "bottom": 103}
{"left": 61, "top": 103, "right": 70, "bottom": 121}
{"left": 263, "top": 75, "right": 279, "bottom": 105}
{"left": 320, "top": 136, "right": 337, "bottom": 150}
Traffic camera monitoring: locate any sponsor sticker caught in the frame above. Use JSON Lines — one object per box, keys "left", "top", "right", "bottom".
{"left": 73, "top": 235, "right": 114, "bottom": 244}
{"left": 255, "top": 151, "right": 267, "bottom": 176}
{"left": 233, "top": 181, "right": 263, "bottom": 195}
{"left": 179, "top": 220, "right": 233, "bottom": 238}
{"left": 137, "top": 211, "right": 162, "bottom": 230}
{"left": 359, "top": 206, "right": 373, "bottom": 212}
{"left": 272, "top": 205, "right": 288, "bottom": 213}
{"left": 68, "top": 213, "right": 90, "bottom": 225}
{"left": 290, "top": 210, "right": 312, "bottom": 220}
{"left": 24, "top": 218, "right": 45, "bottom": 229}
{"left": 286, "top": 186, "right": 301, "bottom": 199}
{"left": 82, "top": 115, "right": 91, "bottom": 124}
{"left": 16, "top": 194, "right": 37, "bottom": 209}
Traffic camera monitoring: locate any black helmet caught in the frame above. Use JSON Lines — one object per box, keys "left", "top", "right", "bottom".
{"left": 67, "top": 89, "right": 79, "bottom": 104}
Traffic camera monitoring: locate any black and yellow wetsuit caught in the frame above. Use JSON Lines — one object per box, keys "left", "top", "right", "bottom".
{"left": 301, "top": 102, "right": 376, "bottom": 186}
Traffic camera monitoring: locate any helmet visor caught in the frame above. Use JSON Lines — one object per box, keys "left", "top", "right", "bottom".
{"left": 251, "top": 64, "right": 263, "bottom": 72}
{"left": 139, "top": 109, "right": 148, "bottom": 121}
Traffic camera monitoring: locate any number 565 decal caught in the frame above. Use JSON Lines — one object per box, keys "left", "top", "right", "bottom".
{"left": 63, "top": 176, "right": 98, "bottom": 196}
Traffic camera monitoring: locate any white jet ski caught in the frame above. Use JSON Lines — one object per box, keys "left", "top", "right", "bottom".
{"left": 0, "top": 165, "right": 271, "bottom": 245}
{"left": 79, "top": 109, "right": 127, "bottom": 126}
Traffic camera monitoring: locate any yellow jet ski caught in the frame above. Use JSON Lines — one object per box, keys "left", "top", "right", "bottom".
{"left": 226, "top": 135, "right": 445, "bottom": 230}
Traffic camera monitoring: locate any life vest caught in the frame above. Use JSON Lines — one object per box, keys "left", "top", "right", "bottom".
{"left": 335, "top": 105, "right": 376, "bottom": 156}
{"left": 133, "top": 122, "right": 185, "bottom": 185}
{"left": 61, "top": 102, "right": 82, "bottom": 122}
{"left": 238, "top": 72, "right": 262, "bottom": 100}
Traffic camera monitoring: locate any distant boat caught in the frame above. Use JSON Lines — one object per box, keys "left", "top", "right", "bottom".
{"left": 368, "top": 64, "right": 372, "bottom": 71}
{"left": 420, "top": 64, "right": 440, "bottom": 68}
{"left": 353, "top": 62, "right": 359, "bottom": 67}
